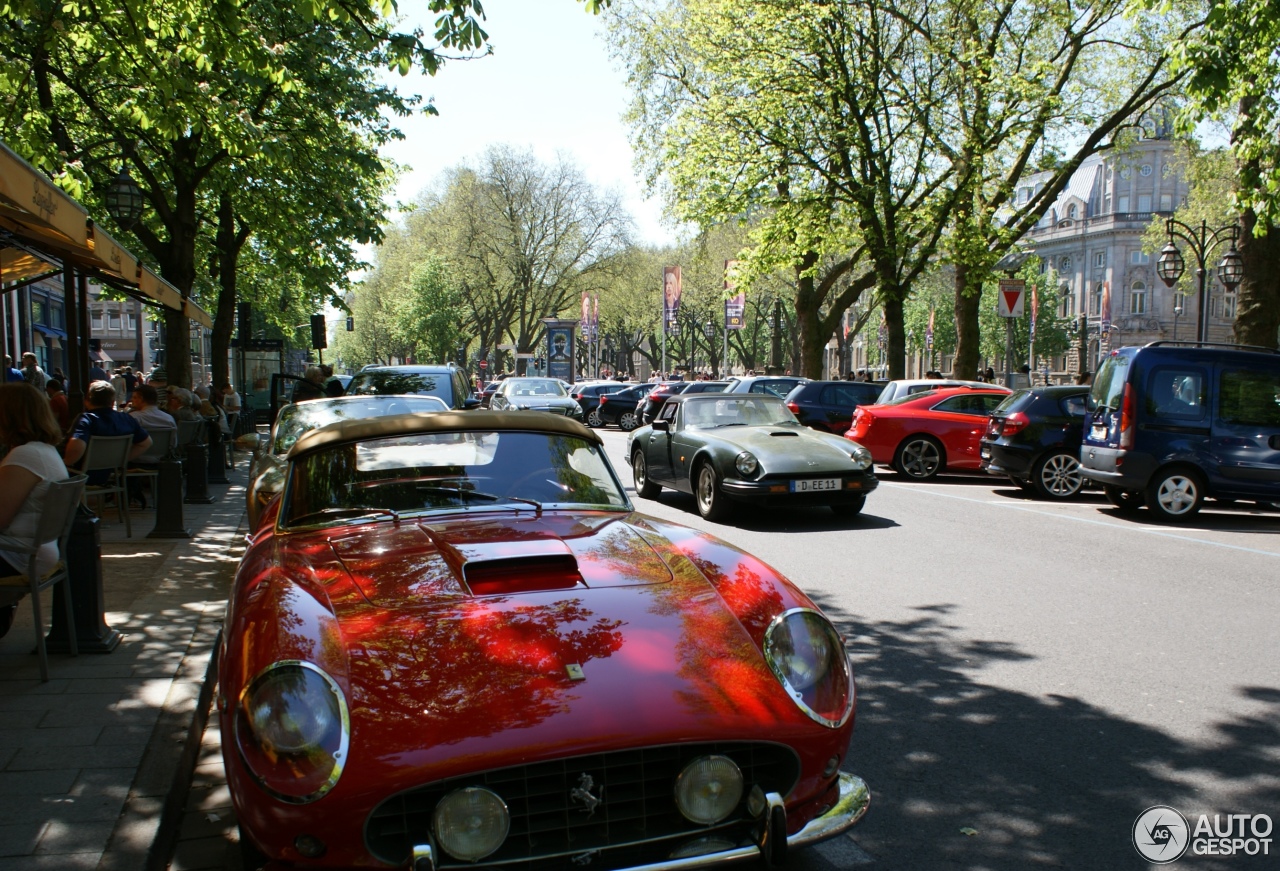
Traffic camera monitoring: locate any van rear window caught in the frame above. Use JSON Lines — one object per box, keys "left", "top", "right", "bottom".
{"left": 1090, "top": 354, "right": 1131, "bottom": 411}
{"left": 1219, "top": 367, "right": 1280, "bottom": 426}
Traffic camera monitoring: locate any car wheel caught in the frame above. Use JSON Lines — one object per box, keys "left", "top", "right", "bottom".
{"left": 1146, "top": 468, "right": 1204, "bottom": 522}
{"left": 586, "top": 409, "right": 604, "bottom": 428}
{"left": 694, "top": 461, "right": 731, "bottom": 522}
{"left": 0, "top": 604, "right": 15, "bottom": 639}
{"left": 632, "top": 449, "right": 661, "bottom": 498}
{"left": 893, "top": 436, "right": 944, "bottom": 480}
{"left": 831, "top": 496, "right": 867, "bottom": 517}
{"left": 1103, "top": 485, "right": 1145, "bottom": 513}
{"left": 1032, "top": 451, "right": 1084, "bottom": 500}
{"left": 619, "top": 411, "right": 639, "bottom": 432}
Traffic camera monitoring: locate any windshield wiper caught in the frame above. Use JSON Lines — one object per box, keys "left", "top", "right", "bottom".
{"left": 289, "top": 507, "right": 400, "bottom": 526}
{"left": 415, "top": 486, "right": 543, "bottom": 516}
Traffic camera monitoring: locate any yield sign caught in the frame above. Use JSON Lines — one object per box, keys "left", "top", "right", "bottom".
{"left": 998, "top": 278, "right": 1026, "bottom": 318}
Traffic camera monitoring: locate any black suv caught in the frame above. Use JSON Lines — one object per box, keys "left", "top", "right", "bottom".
{"left": 784, "top": 380, "right": 882, "bottom": 434}
{"left": 346, "top": 364, "right": 481, "bottom": 410}
{"left": 980, "top": 385, "right": 1090, "bottom": 500}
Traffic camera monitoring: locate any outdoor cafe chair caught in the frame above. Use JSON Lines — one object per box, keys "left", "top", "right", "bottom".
{"left": 0, "top": 474, "right": 88, "bottom": 681}
{"left": 175, "top": 419, "right": 203, "bottom": 448}
{"left": 125, "top": 427, "right": 175, "bottom": 509}
{"left": 80, "top": 434, "right": 133, "bottom": 538}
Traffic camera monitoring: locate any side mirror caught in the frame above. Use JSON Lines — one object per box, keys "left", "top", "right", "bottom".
{"left": 652, "top": 419, "right": 669, "bottom": 432}
{"left": 236, "top": 433, "right": 262, "bottom": 453}
{"left": 463, "top": 397, "right": 483, "bottom": 410}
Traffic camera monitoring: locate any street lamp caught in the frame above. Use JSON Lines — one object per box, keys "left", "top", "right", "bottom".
{"left": 103, "top": 166, "right": 145, "bottom": 229}
{"left": 1155, "top": 219, "right": 1242, "bottom": 343}
{"left": 1172, "top": 304, "right": 1183, "bottom": 342}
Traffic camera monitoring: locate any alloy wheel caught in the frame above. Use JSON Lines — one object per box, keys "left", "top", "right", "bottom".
{"left": 1035, "top": 452, "right": 1083, "bottom": 499}
{"left": 898, "top": 438, "right": 942, "bottom": 479}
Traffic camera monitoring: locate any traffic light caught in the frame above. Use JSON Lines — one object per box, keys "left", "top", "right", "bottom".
{"left": 310, "top": 314, "right": 327, "bottom": 349}
{"left": 345, "top": 316, "right": 354, "bottom": 332}
{"left": 237, "top": 302, "right": 251, "bottom": 340}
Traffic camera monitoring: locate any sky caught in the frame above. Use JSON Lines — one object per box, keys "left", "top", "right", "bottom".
{"left": 374, "top": 0, "right": 675, "bottom": 247}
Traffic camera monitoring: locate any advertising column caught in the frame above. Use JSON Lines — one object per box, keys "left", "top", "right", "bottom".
{"left": 542, "top": 317, "right": 578, "bottom": 385}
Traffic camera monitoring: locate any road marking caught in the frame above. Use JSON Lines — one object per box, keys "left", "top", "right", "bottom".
{"left": 880, "top": 481, "right": 1280, "bottom": 558}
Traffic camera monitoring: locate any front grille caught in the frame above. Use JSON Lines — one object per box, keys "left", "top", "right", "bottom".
{"left": 365, "top": 742, "right": 799, "bottom": 868}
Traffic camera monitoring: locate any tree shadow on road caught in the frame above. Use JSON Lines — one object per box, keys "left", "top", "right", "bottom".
{"left": 809, "top": 598, "right": 1280, "bottom": 870}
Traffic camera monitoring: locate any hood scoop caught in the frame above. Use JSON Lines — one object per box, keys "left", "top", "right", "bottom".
{"left": 769, "top": 431, "right": 800, "bottom": 437}
{"left": 431, "top": 534, "right": 585, "bottom": 596}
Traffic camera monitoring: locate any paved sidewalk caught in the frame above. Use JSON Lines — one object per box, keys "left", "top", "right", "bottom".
{"left": 0, "top": 462, "right": 248, "bottom": 871}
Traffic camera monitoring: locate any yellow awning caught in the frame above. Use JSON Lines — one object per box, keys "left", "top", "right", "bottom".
{"left": 87, "top": 222, "right": 138, "bottom": 284}
{"left": 0, "top": 247, "right": 59, "bottom": 284}
{"left": 137, "top": 265, "right": 183, "bottom": 311}
{"left": 183, "top": 297, "right": 213, "bottom": 329}
{"left": 0, "top": 140, "right": 89, "bottom": 248}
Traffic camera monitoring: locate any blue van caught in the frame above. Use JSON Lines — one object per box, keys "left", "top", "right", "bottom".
{"left": 1079, "top": 342, "right": 1280, "bottom": 521}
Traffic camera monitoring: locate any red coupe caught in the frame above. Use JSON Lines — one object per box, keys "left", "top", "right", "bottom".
{"left": 845, "top": 386, "right": 1011, "bottom": 479}
{"left": 220, "top": 411, "right": 869, "bottom": 870}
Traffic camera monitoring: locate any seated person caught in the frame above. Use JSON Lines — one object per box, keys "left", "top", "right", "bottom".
{"left": 63, "top": 381, "right": 153, "bottom": 487}
{"left": 128, "top": 384, "right": 176, "bottom": 434}
{"left": 44, "top": 378, "right": 71, "bottom": 435}
{"left": 165, "top": 388, "right": 200, "bottom": 422}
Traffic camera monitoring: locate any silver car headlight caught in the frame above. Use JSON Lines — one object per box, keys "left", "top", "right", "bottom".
{"left": 674, "top": 755, "right": 744, "bottom": 825}
{"left": 234, "top": 661, "right": 349, "bottom": 803}
{"left": 735, "top": 451, "right": 759, "bottom": 476}
{"left": 763, "top": 609, "right": 854, "bottom": 728}
{"left": 847, "top": 443, "right": 872, "bottom": 470}
{"left": 434, "top": 787, "right": 510, "bottom": 860}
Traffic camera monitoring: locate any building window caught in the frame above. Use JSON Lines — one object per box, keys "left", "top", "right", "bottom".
{"left": 31, "top": 298, "right": 46, "bottom": 324}
{"left": 1117, "top": 195, "right": 1131, "bottom": 213}
{"left": 1060, "top": 256, "right": 1072, "bottom": 272}
{"left": 1131, "top": 281, "right": 1147, "bottom": 314}
{"left": 107, "top": 310, "right": 121, "bottom": 330}
{"left": 1223, "top": 293, "right": 1237, "bottom": 319}
{"left": 125, "top": 312, "right": 136, "bottom": 331}
{"left": 1140, "top": 164, "right": 1153, "bottom": 176}
{"left": 1121, "top": 166, "right": 1133, "bottom": 180}
{"left": 1067, "top": 204, "right": 1078, "bottom": 219}
{"left": 1174, "top": 292, "right": 1187, "bottom": 312}
{"left": 1131, "top": 250, "right": 1151, "bottom": 265}
{"left": 1090, "top": 288, "right": 1103, "bottom": 315}
{"left": 1094, "top": 251, "right": 1106, "bottom": 267}
{"left": 49, "top": 303, "right": 64, "bottom": 329}
{"left": 91, "top": 311, "right": 104, "bottom": 330}
{"left": 1160, "top": 194, "right": 1172, "bottom": 211}
{"left": 1138, "top": 194, "right": 1152, "bottom": 212}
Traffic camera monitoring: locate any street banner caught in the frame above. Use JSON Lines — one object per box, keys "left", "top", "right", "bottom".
{"left": 1100, "top": 281, "right": 1112, "bottom": 335}
{"left": 926, "top": 308, "right": 935, "bottom": 352}
{"left": 1030, "top": 284, "right": 1039, "bottom": 337}
{"left": 593, "top": 295, "right": 599, "bottom": 340}
{"left": 998, "top": 278, "right": 1026, "bottom": 317}
{"left": 724, "top": 260, "right": 745, "bottom": 330}
{"left": 663, "top": 266, "right": 682, "bottom": 334}
{"left": 581, "top": 292, "right": 592, "bottom": 339}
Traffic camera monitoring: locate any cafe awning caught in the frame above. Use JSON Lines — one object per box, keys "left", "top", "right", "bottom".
{"left": 0, "top": 139, "right": 209, "bottom": 326}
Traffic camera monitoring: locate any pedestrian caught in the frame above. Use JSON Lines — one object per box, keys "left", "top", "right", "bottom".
{"left": 110, "top": 368, "right": 127, "bottom": 407}
{"left": 292, "top": 365, "right": 326, "bottom": 402}
{"left": 985, "top": 367, "right": 996, "bottom": 383}
{"left": 122, "top": 366, "right": 137, "bottom": 403}
{"left": 148, "top": 366, "right": 169, "bottom": 411}
{"left": 20, "top": 352, "right": 46, "bottom": 390}
{"left": 220, "top": 383, "right": 241, "bottom": 436}
{"left": 0, "top": 382, "right": 72, "bottom": 637}
{"left": 88, "top": 360, "right": 108, "bottom": 384}
{"left": 63, "top": 381, "right": 153, "bottom": 484}
{"left": 4, "top": 355, "right": 24, "bottom": 383}
{"left": 44, "top": 379, "right": 71, "bottom": 435}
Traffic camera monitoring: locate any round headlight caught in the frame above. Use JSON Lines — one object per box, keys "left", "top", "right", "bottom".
{"left": 735, "top": 451, "right": 759, "bottom": 476}
{"left": 848, "top": 444, "right": 872, "bottom": 470}
{"left": 674, "top": 755, "right": 744, "bottom": 825}
{"left": 764, "top": 609, "right": 854, "bottom": 728}
{"left": 434, "top": 787, "right": 510, "bottom": 861}
{"left": 235, "top": 662, "right": 348, "bottom": 803}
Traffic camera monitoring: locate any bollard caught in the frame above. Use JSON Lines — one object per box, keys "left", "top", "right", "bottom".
{"left": 207, "top": 420, "right": 229, "bottom": 484}
{"left": 46, "top": 507, "right": 122, "bottom": 654}
{"left": 148, "top": 458, "right": 192, "bottom": 538}
{"left": 184, "top": 442, "right": 216, "bottom": 504}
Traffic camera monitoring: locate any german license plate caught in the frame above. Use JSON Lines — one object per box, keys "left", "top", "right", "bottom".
{"left": 1090, "top": 424, "right": 1107, "bottom": 440}
{"left": 792, "top": 478, "right": 840, "bottom": 492}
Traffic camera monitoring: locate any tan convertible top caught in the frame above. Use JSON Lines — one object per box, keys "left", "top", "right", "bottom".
{"left": 287, "top": 410, "right": 601, "bottom": 461}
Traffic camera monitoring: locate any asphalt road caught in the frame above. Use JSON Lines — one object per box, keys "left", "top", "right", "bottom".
{"left": 596, "top": 428, "right": 1280, "bottom": 871}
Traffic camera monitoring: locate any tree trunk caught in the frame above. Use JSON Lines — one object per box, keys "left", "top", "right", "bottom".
{"left": 1234, "top": 210, "right": 1280, "bottom": 349}
{"left": 884, "top": 294, "right": 906, "bottom": 380}
{"left": 211, "top": 192, "right": 249, "bottom": 392}
{"left": 952, "top": 263, "right": 982, "bottom": 379}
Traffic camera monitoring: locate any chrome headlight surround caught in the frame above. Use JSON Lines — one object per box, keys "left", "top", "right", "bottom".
{"left": 673, "top": 755, "right": 745, "bottom": 825}
{"left": 847, "top": 443, "right": 873, "bottom": 471}
{"left": 763, "top": 608, "right": 855, "bottom": 728}
{"left": 735, "top": 451, "right": 759, "bottom": 477}
{"left": 234, "top": 660, "right": 349, "bottom": 804}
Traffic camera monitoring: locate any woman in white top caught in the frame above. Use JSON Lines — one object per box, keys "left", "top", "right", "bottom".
{"left": 0, "top": 383, "right": 70, "bottom": 637}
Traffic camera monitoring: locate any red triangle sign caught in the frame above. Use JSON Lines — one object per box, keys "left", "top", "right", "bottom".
{"left": 1002, "top": 289, "right": 1022, "bottom": 314}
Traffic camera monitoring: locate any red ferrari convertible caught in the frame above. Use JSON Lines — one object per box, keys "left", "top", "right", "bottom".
{"left": 845, "top": 386, "right": 1010, "bottom": 480}
{"left": 220, "top": 411, "right": 869, "bottom": 870}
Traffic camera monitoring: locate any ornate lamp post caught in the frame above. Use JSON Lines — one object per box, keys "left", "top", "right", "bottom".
{"left": 103, "top": 166, "right": 145, "bottom": 229}
{"left": 703, "top": 320, "right": 715, "bottom": 377}
{"left": 1156, "top": 219, "right": 1243, "bottom": 343}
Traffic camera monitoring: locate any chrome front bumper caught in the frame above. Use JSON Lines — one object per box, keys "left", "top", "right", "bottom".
{"left": 409, "top": 773, "right": 870, "bottom": 871}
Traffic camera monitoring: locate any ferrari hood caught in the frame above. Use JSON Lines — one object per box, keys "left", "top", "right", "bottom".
{"left": 319, "top": 514, "right": 814, "bottom": 781}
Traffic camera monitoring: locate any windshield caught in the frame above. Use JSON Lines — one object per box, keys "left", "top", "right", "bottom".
{"left": 504, "top": 379, "right": 568, "bottom": 397}
{"left": 272, "top": 396, "right": 448, "bottom": 455}
{"left": 1090, "top": 353, "right": 1132, "bottom": 412}
{"left": 281, "top": 430, "right": 629, "bottom": 528}
{"left": 681, "top": 395, "right": 798, "bottom": 428}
